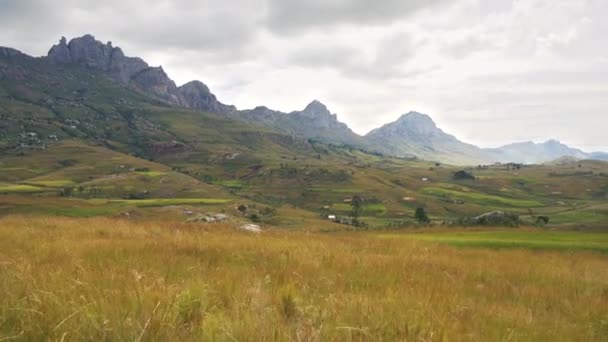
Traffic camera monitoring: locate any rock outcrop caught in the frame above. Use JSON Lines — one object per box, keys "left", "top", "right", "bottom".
{"left": 131, "top": 66, "right": 183, "bottom": 105}
{"left": 48, "top": 35, "right": 149, "bottom": 84}
{"left": 178, "top": 81, "right": 236, "bottom": 114}
{"left": 47, "top": 34, "right": 232, "bottom": 112}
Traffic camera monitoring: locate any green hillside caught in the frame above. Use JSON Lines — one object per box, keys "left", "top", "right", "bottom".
{"left": 0, "top": 48, "right": 607, "bottom": 228}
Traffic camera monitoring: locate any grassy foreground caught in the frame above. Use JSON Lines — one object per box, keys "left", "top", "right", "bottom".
{"left": 1, "top": 217, "right": 607, "bottom": 341}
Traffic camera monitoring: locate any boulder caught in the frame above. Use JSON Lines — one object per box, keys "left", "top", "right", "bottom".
{"left": 239, "top": 224, "right": 261, "bottom": 233}
{"left": 187, "top": 214, "right": 215, "bottom": 223}
{"left": 473, "top": 211, "right": 519, "bottom": 226}
{"left": 186, "top": 213, "right": 230, "bottom": 223}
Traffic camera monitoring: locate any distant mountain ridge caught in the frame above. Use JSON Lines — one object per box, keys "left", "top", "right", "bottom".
{"left": 365, "top": 112, "right": 490, "bottom": 165}
{"left": 237, "top": 100, "right": 366, "bottom": 147}
{"left": 484, "top": 140, "right": 592, "bottom": 164}
{"left": 1, "top": 34, "right": 606, "bottom": 165}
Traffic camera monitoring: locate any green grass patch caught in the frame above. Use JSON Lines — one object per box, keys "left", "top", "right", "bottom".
{"left": 331, "top": 203, "right": 387, "bottom": 215}
{"left": 109, "top": 198, "right": 231, "bottom": 207}
{"left": 135, "top": 171, "right": 167, "bottom": 177}
{"left": 550, "top": 210, "right": 607, "bottom": 224}
{"left": 308, "top": 187, "right": 363, "bottom": 194}
{"left": 25, "top": 180, "right": 76, "bottom": 188}
{"left": 421, "top": 187, "right": 543, "bottom": 207}
{"left": 389, "top": 230, "right": 608, "bottom": 253}
{"left": 41, "top": 205, "right": 123, "bottom": 217}
{"left": 0, "top": 183, "right": 46, "bottom": 193}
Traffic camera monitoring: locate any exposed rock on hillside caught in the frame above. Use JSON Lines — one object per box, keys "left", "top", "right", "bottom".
{"left": 178, "top": 81, "right": 236, "bottom": 114}
{"left": 47, "top": 34, "right": 233, "bottom": 113}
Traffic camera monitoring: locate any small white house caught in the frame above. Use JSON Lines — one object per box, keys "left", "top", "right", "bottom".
{"left": 328, "top": 215, "right": 337, "bottom": 221}
{"left": 422, "top": 177, "right": 429, "bottom": 182}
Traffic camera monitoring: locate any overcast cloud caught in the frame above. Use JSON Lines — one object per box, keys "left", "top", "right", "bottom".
{"left": 1, "top": 0, "right": 606, "bottom": 151}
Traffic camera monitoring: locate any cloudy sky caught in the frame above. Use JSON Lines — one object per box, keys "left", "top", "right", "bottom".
{"left": 1, "top": 0, "right": 607, "bottom": 151}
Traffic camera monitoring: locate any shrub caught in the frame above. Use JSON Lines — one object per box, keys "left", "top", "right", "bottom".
{"left": 453, "top": 170, "right": 475, "bottom": 180}
{"left": 415, "top": 208, "right": 430, "bottom": 224}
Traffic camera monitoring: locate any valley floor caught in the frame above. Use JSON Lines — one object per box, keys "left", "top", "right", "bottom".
{"left": 1, "top": 216, "right": 607, "bottom": 341}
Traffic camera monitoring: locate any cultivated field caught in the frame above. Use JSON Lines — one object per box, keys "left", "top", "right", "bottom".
{"left": 1, "top": 216, "right": 607, "bottom": 341}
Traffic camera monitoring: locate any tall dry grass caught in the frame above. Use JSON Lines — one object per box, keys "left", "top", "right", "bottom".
{"left": 0, "top": 216, "right": 607, "bottom": 341}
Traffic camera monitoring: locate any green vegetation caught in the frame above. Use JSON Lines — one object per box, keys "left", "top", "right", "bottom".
{"left": 421, "top": 187, "right": 544, "bottom": 207}
{"left": 0, "top": 47, "right": 606, "bottom": 230}
{"left": 397, "top": 230, "right": 608, "bottom": 252}
{"left": 331, "top": 203, "right": 387, "bottom": 215}
{"left": 135, "top": 170, "right": 166, "bottom": 177}
{"left": 109, "top": 198, "right": 231, "bottom": 207}
{"left": 415, "top": 207, "right": 430, "bottom": 224}
{"left": 25, "top": 180, "right": 76, "bottom": 187}
{"left": 0, "top": 183, "right": 45, "bottom": 193}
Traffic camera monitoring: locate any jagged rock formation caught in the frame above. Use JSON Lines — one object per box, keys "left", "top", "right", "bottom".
{"left": 47, "top": 35, "right": 234, "bottom": 114}
{"left": 48, "top": 35, "right": 148, "bottom": 84}
{"left": 179, "top": 81, "right": 236, "bottom": 114}
{"left": 130, "top": 66, "right": 182, "bottom": 104}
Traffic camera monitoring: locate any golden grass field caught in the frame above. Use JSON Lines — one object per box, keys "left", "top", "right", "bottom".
{"left": 1, "top": 216, "right": 607, "bottom": 341}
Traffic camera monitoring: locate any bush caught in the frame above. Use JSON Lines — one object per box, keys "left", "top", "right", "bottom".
{"left": 536, "top": 216, "right": 550, "bottom": 226}
{"left": 415, "top": 208, "right": 430, "bottom": 224}
{"left": 453, "top": 170, "right": 475, "bottom": 180}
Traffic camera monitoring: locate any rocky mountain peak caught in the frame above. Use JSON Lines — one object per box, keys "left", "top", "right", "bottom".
{"left": 178, "top": 81, "right": 236, "bottom": 115}
{"left": 180, "top": 80, "right": 211, "bottom": 94}
{"left": 45, "top": 34, "right": 235, "bottom": 113}
{"left": 48, "top": 34, "right": 149, "bottom": 84}
{"left": 396, "top": 111, "right": 437, "bottom": 132}
{"left": 298, "top": 100, "right": 337, "bottom": 121}
{"left": 369, "top": 111, "right": 443, "bottom": 138}
{"left": 302, "top": 100, "right": 330, "bottom": 116}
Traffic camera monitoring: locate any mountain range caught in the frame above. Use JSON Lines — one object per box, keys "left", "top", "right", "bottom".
{"left": 2, "top": 34, "right": 606, "bottom": 165}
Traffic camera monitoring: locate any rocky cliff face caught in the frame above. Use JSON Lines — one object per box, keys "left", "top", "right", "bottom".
{"left": 178, "top": 81, "right": 236, "bottom": 114}
{"left": 48, "top": 35, "right": 149, "bottom": 84}
{"left": 130, "top": 66, "right": 183, "bottom": 105}
{"left": 47, "top": 35, "right": 233, "bottom": 113}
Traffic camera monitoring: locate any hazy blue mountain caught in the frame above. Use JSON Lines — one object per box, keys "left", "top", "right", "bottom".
{"left": 486, "top": 140, "right": 590, "bottom": 164}
{"left": 590, "top": 152, "right": 608, "bottom": 161}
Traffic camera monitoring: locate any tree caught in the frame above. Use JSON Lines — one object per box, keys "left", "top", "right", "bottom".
{"left": 415, "top": 207, "right": 430, "bottom": 224}
{"left": 351, "top": 195, "right": 363, "bottom": 226}
{"left": 453, "top": 170, "right": 475, "bottom": 180}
